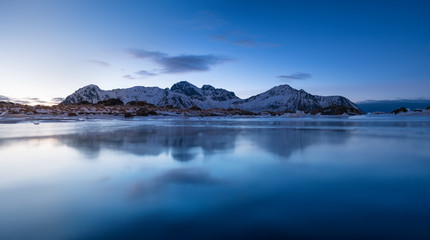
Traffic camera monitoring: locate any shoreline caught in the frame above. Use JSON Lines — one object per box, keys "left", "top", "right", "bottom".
{"left": 1, "top": 111, "right": 429, "bottom": 124}
{"left": 1, "top": 101, "right": 429, "bottom": 124}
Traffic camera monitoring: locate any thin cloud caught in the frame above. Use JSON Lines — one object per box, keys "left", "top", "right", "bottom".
{"left": 136, "top": 70, "right": 157, "bottom": 76}
{"left": 123, "top": 74, "right": 139, "bottom": 80}
{"left": 210, "top": 33, "right": 281, "bottom": 48}
{"left": 14, "top": 100, "right": 31, "bottom": 105}
{"left": 278, "top": 73, "right": 312, "bottom": 81}
{"left": 127, "top": 49, "right": 165, "bottom": 59}
{"left": 26, "top": 97, "right": 41, "bottom": 101}
{"left": 126, "top": 48, "right": 231, "bottom": 74}
{"left": 86, "top": 60, "right": 110, "bottom": 67}
{"left": 0, "top": 96, "right": 60, "bottom": 105}
{"left": 123, "top": 70, "right": 158, "bottom": 80}
{"left": 51, "top": 97, "right": 65, "bottom": 103}
{"left": 22, "top": 97, "right": 48, "bottom": 104}
{"left": 159, "top": 54, "right": 230, "bottom": 73}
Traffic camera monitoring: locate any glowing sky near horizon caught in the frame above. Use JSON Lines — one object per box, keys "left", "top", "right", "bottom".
{"left": 0, "top": 0, "right": 429, "bottom": 103}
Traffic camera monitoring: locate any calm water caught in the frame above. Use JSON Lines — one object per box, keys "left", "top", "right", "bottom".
{"left": 0, "top": 116, "right": 430, "bottom": 240}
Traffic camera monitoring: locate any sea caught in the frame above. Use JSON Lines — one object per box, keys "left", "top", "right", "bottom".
{"left": 0, "top": 115, "right": 430, "bottom": 239}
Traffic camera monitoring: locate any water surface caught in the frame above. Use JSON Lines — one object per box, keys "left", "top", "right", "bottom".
{"left": 1, "top": 116, "right": 430, "bottom": 239}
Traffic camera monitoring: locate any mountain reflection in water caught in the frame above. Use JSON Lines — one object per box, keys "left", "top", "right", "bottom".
{"left": 0, "top": 122, "right": 350, "bottom": 161}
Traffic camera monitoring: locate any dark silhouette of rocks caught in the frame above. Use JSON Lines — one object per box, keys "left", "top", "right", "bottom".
{"left": 97, "top": 98, "right": 124, "bottom": 106}
{"left": 126, "top": 101, "right": 155, "bottom": 107}
{"left": 136, "top": 108, "right": 158, "bottom": 116}
{"left": 390, "top": 107, "right": 408, "bottom": 114}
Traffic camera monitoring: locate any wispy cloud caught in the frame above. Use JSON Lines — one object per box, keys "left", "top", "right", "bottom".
{"left": 123, "top": 70, "right": 158, "bottom": 80}
{"left": 86, "top": 60, "right": 110, "bottom": 67}
{"left": 126, "top": 48, "right": 231, "bottom": 75}
{"left": 14, "top": 100, "right": 31, "bottom": 105}
{"left": 0, "top": 96, "right": 64, "bottom": 105}
{"left": 123, "top": 75, "right": 137, "bottom": 80}
{"left": 12, "top": 98, "right": 47, "bottom": 105}
{"left": 278, "top": 73, "right": 312, "bottom": 81}
{"left": 136, "top": 70, "right": 157, "bottom": 76}
{"left": 21, "top": 97, "right": 48, "bottom": 105}
{"left": 210, "top": 32, "right": 281, "bottom": 48}
{"left": 51, "top": 97, "right": 64, "bottom": 103}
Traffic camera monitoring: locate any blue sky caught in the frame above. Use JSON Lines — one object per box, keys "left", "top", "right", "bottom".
{"left": 0, "top": 0, "right": 429, "bottom": 103}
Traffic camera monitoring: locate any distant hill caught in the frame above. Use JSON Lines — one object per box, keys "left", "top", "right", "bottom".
{"left": 357, "top": 99, "right": 430, "bottom": 113}
{"left": 62, "top": 81, "right": 363, "bottom": 114}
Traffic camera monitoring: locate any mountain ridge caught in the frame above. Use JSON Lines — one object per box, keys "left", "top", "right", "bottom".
{"left": 62, "top": 81, "right": 363, "bottom": 114}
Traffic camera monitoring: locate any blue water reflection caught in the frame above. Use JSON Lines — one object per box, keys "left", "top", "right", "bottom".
{"left": 0, "top": 117, "right": 429, "bottom": 239}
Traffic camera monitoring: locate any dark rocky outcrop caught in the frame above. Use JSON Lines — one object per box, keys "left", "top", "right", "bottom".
{"left": 97, "top": 98, "right": 124, "bottom": 106}
{"left": 189, "top": 106, "right": 202, "bottom": 111}
{"left": 390, "top": 107, "right": 408, "bottom": 114}
{"left": 126, "top": 101, "right": 155, "bottom": 107}
{"left": 136, "top": 108, "right": 157, "bottom": 116}
{"left": 124, "top": 112, "right": 133, "bottom": 118}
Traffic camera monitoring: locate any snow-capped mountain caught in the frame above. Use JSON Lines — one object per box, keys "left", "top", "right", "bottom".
{"left": 232, "top": 84, "right": 361, "bottom": 113}
{"left": 62, "top": 81, "right": 240, "bottom": 109}
{"left": 232, "top": 85, "right": 321, "bottom": 112}
{"left": 169, "top": 81, "right": 240, "bottom": 108}
{"left": 62, "top": 81, "right": 363, "bottom": 114}
{"left": 61, "top": 84, "right": 193, "bottom": 108}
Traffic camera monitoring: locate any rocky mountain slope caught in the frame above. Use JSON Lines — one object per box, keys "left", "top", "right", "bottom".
{"left": 62, "top": 81, "right": 363, "bottom": 114}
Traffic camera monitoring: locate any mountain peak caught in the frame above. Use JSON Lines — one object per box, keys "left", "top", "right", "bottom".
{"left": 81, "top": 84, "right": 100, "bottom": 89}
{"left": 61, "top": 84, "right": 104, "bottom": 104}
{"left": 76, "top": 84, "right": 102, "bottom": 94}
{"left": 171, "top": 81, "right": 205, "bottom": 101}
{"left": 272, "top": 84, "right": 293, "bottom": 89}
{"left": 171, "top": 81, "right": 196, "bottom": 89}
{"left": 266, "top": 84, "right": 296, "bottom": 95}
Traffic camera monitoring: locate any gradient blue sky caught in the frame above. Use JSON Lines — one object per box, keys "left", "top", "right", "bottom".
{"left": 0, "top": 0, "right": 429, "bottom": 103}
